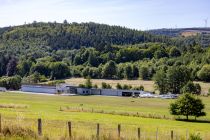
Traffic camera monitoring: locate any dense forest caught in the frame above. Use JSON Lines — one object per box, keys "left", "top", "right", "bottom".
{"left": 0, "top": 21, "right": 210, "bottom": 94}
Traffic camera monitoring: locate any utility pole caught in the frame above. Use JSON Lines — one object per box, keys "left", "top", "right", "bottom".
{"left": 204, "top": 18, "right": 208, "bottom": 27}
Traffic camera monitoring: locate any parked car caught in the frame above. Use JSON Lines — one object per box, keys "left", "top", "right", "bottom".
{"left": 160, "top": 94, "right": 178, "bottom": 99}
{"left": 139, "top": 93, "right": 155, "bottom": 98}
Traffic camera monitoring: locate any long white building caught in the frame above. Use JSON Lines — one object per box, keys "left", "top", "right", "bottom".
{"left": 21, "top": 84, "right": 151, "bottom": 97}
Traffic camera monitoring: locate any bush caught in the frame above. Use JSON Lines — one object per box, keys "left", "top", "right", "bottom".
{"left": 133, "top": 85, "right": 144, "bottom": 91}
{"left": 93, "top": 84, "right": 98, "bottom": 89}
{"left": 181, "top": 81, "right": 201, "bottom": 95}
{"left": 122, "top": 84, "right": 132, "bottom": 90}
{"left": 84, "top": 78, "right": 92, "bottom": 89}
{"left": 79, "top": 84, "right": 85, "bottom": 88}
{"left": 0, "top": 75, "right": 21, "bottom": 90}
{"left": 22, "top": 72, "right": 47, "bottom": 84}
{"left": 189, "top": 133, "right": 202, "bottom": 140}
{"left": 78, "top": 78, "right": 93, "bottom": 89}
{"left": 2, "top": 126, "right": 37, "bottom": 139}
{"left": 116, "top": 83, "right": 122, "bottom": 89}
{"left": 101, "top": 82, "right": 112, "bottom": 89}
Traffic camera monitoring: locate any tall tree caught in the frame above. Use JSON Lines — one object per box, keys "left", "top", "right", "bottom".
{"left": 6, "top": 57, "right": 17, "bottom": 76}
{"left": 102, "top": 60, "right": 117, "bottom": 79}
{"left": 139, "top": 66, "right": 149, "bottom": 80}
{"left": 154, "top": 69, "right": 168, "bottom": 94}
{"left": 124, "top": 64, "right": 133, "bottom": 79}
{"left": 170, "top": 93, "right": 206, "bottom": 120}
{"left": 167, "top": 66, "right": 191, "bottom": 94}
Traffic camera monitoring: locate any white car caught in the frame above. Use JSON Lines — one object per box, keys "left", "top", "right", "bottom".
{"left": 0, "top": 87, "right": 6, "bottom": 92}
{"left": 139, "top": 93, "right": 154, "bottom": 98}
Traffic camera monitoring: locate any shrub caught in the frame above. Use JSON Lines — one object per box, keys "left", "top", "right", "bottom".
{"left": 189, "top": 133, "right": 202, "bottom": 140}
{"left": 2, "top": 126, "right": 37, "bottom": 139}
{"left": 132, "top": 85, "right": 144, "bottom": 91}
{"left": 79, "top": 84, "right": 85, "bottom": 88}
{"left": 181, "top": 81, "right": 201, "bottom": 95}
{"left": 0, "top": 75, "right": 21, "bottom": 90}
{"left": 84, "top": 78, "right": 92, "bottom": 89}
{"left": 93, "top": 84, "right": 98, "bottom": 89}
{"left": 122, "top": 84, "right": 132, "bottom": 90}
{"left": 101, "top": 82, "right": 112, "bottom": 89}
{"left": 116, "top": 83, "right": 122, "bottom": 89}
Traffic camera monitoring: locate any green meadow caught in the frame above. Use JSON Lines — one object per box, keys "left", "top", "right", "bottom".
{"left": 0, "top": 92, "right": 210, "bottom": 139}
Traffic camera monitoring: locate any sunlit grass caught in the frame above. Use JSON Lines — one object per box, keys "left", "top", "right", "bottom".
{"left": 0, "top": 92, "right": 210, "bottom": 139}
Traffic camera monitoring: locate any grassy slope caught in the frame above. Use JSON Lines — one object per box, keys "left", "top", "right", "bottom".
{"left": 0, "top": 92, "right": 210, "bottom": 139}
{"left": 65, "top": 78, "right": 210, "bottom": 94}
{"left": 65, "top": 78, "right": 155, "bottom": 91}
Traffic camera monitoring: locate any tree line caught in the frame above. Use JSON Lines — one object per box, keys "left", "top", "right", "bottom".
{"left": 0, "top": 22, "right": 210, "bottom": 92}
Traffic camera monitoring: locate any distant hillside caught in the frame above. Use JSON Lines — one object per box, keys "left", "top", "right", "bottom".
{"left": 149, "top": 27, "right": 210, "bottom": 47}
{"left": 149, "top": 27, "right": 210, "bottom": 37}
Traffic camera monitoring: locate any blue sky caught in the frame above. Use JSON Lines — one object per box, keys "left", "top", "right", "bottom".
{"left": 0, "top": 0, "right": 209, "bottom": 30}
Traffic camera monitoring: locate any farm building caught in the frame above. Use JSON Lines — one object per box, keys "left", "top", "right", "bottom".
{"left": 56, "top": 84, "right": 77, "bottom": 94}
{"left": 21, "top": 84, "right": 152, "bottom": 97}
{"left": 21, "top": 84, "right": 57, "bottom": 94}
{"left": 76, "top": 88, "right": 151, "bottom": 97}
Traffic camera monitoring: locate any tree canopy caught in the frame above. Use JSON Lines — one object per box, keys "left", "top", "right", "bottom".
{"left": 170, "top": 93, "right": 206, "bottom": 120}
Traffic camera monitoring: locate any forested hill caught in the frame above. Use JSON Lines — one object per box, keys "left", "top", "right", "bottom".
{"left": 1, "top": 22, "right": 210, "bottom": 92}
{"left": 0, "top": 22, "right": 169, "bottom": 50}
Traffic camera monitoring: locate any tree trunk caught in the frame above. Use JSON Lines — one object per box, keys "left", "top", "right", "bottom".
{"left": 186, "top": 115, "right": 188, "bottom": 120}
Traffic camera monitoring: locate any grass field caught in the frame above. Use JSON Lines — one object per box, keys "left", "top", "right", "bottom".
{"left": 0, "top": 92, "right": 210, "bottom": 139}
{"left": 65, "top": 78, "right": 155, "bottom": 91}
{"left": 65, "top": 78, "right": 210, "bottom": 94}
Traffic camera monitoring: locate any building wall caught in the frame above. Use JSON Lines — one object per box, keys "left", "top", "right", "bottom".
{"left": 56, "top": 84, "right": 77, "bottom": 94}
{"left": 77, "top": 88, "right": 91, "bottom": 95}
{"left": 76, "top": 88, "right": 149, "bottom": 96}
{"left": 21, "top": 85, "right": 56, "bottom": 94}
{"left": 101, "top": 89, "right": 122, "bottom": 96}
{"left": 91, "top": 89, "right": 101, "bottom": 95}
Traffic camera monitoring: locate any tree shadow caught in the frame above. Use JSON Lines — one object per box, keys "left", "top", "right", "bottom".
{"left": 176, "top": 118, "right": 210, "bottom": 123}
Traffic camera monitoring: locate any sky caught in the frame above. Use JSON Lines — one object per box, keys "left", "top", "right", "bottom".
{"left": 0, "top": 0, "right": 209, "bottom": 30}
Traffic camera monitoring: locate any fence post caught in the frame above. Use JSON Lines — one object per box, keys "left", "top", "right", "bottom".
{"left": 68, "top": 121, "right": 72, "bottom": 139}
{"left": 0, "top": 114, "right": 2, "bottom": 133}
{"left": 138, "top": 128, "right": 141, "bottom": 140}
{"left": 171, "top": 130, "right": 173, "bottom": 140}
{"left": 97, "top": 123, "right": 100, "bottom": 140}
{"left": 156, "top": 128, "right": 158, "bottom": 140}
{"left": 118, "top": 124, "right": 121, "bottom": 138}
{"left": 186, "top": 129, "right": 188, "bottom": 140}
{"left": 38, "top": 118, "right": 42, "bottom": 136}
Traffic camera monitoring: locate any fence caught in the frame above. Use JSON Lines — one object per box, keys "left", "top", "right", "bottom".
{"left": 0, "top": 114, "right": 209, "bottom": 140}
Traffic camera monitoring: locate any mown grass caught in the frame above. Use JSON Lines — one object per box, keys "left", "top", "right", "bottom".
{"left": 65, "top": 78, "right": 210, "bottom": 94}
{"left": 0, "top": 92, "right": 210, "bottom": 139}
